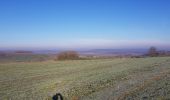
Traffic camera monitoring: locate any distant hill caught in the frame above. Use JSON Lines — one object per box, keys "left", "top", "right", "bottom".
{"left": 31, "top": 49, "right": 148, "bottom": 56}
{"left": 1, "top": 48, "right": 169, "bottom": 57}
{"left": 27, "top": 49, "right": 148, "bottom": 56}
{"left": 78, "top": 49, "right": 148, "bottom": 56}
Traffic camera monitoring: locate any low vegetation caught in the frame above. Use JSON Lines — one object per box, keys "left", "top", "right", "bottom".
{"left": 0, "top": 57, "right": 170, "bottom": 100}
{"left": 56, "top": 51, "right": 79, "bottom": 60}
{"left": 0, "top": 53, "right": 50, "bottom": 62}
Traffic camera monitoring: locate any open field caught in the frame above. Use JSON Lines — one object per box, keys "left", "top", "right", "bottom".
{"left": 0, "top": 57, "right": 170, "bottom": 100}
{"left": 0, "top": 54, "right": 50, "bottom": 62}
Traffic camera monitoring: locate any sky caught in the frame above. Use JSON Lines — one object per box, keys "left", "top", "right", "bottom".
{"left": 0, "top": 0, "right": 170, "bottom": 50}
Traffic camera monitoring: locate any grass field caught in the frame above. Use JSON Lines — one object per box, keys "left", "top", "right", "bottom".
{"left": 0, "top": 54, "right": 49, "bottom": 62}
{"left": 0, "top": 57, "right": 170, "bottom": 100}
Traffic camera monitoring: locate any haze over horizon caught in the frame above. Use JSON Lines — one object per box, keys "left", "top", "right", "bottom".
{"left": 0, "top": 0, "right": 170, "bottom": 50}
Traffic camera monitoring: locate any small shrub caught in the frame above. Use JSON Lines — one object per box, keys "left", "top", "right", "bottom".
{"left": 57, "top": 51, "right": 79, "bottom": 60}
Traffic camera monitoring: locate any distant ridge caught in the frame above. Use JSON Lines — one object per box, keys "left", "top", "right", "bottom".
{"left": 1, "top": 48, "right": 170, "bottom": 56}
{"left": 78, "top": 49, "right": 148, "bottom": 56}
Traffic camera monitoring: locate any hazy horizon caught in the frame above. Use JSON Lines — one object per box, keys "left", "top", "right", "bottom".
{"left": 0, "top": 0, "right": 170, "bottom": 50}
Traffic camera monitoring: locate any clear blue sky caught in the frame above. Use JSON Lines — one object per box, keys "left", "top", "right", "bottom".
{"left": 0, "top": 0, "right": 170, "bottom": 50}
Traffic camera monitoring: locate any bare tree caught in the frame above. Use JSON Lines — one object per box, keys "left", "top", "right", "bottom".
{"left": 148, "top": 47, "right": 158, "bottom": 57}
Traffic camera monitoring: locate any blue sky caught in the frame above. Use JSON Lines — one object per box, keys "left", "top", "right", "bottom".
{"left": 0, "top": 0, "right": 170, "bottom": 50}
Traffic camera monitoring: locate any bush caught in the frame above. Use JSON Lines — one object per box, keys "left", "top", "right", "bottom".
{"left": 57, "top": 51, "right": 79, "bottom": 60}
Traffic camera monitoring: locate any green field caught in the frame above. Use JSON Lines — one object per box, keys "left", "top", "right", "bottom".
{"left": 0, "top": 57, "right": 170, "bottom": 100}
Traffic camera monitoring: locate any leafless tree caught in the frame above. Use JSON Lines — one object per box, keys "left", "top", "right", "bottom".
{"left": 148, "top": 47, "right": 158, "bottom": 57}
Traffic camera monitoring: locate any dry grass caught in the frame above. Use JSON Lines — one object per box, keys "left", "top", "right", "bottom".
{"left": 0, "top": 57, "right": 170, "bottom": 100}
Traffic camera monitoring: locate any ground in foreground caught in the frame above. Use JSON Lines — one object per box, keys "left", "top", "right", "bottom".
{"left": 0, "top": 57, "right": 170, "bottom": 100}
